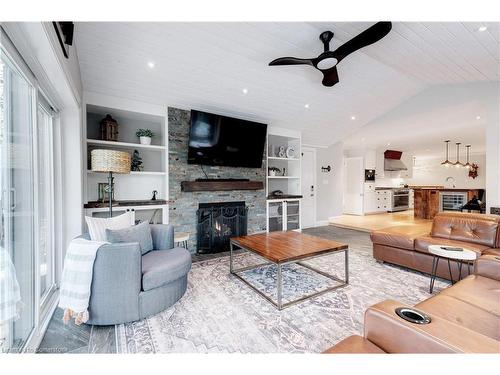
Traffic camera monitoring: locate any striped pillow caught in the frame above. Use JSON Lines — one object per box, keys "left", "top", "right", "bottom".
{"left": 85, "top": 211, "right": 132, "bottom": 242}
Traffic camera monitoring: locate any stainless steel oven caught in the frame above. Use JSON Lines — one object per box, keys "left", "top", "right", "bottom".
{"left": 389, "top": 189, "right": 410, "bottom": 212}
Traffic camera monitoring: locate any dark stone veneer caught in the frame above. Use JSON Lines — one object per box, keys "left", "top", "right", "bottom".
{"left": 168, "top": 107, "right": 267, "bottom": 252}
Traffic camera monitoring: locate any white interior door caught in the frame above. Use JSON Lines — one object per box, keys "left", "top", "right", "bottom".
{"left": 301, "top": 147, "right": 316, "bottom": 228}
{"left": 343, "top": 157, "right": 364, "bottom": 215}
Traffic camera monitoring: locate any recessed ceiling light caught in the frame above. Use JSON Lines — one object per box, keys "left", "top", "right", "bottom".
{"left": 242, "top": 88, "right": 248, "bottom": 94}
{"left": 304, "top": 104, "right": 310, "bottom": 109}
{"left": 147, "top": 61, "right": 155, "bottom": 69}
{"left": 350, "top": 116, "right": 356, "bottom": 120}
{"left": 478, "top": 25, "right": 488, "bottom": 32}
{"left": 387, "top": 142, "right": 391, "bottom": 146}
{"left": 476, "top": 115, "right": 481, "bottom": 120}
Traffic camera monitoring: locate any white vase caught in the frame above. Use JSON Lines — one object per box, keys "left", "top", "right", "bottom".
{"left": 139, "top": 136, "right": 152, "bottom": 145}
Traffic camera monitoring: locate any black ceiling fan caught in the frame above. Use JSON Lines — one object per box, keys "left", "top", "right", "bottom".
{"left": 269, "top": 22, "right": 392, "bottom": 87}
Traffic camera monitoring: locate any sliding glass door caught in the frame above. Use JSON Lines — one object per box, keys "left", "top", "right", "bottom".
{"left": 36, "top": 97, "right": 56, "bottom": 311}
{"left": 0, "top": 47, "right": 36, "bottom": 353}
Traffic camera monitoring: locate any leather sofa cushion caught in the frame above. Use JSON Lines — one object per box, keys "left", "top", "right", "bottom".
{"left": 483, "top": 248, "right": 500, "bottom": 257}
{"left": 431, "top": 212, "right": 500, "bottom": 248}
{"left": 439, "top": 275, "right": 500, "bottom": 316}
{"left": 323, "top": 335, "right": 385, "bottom": 354}
{"left": 371, "top": 225, "right": 430, "bottom": 251}
{"left": 141, "top": 248, "right": 192, "bottom": 291}
{"left": 414, "top": 235, "right": 489, "bottom": 255}
{"left": 475, "top": 255, "right": 500, "bottom": 281}
{"left": 416, "top": 294, "right": 500, "bottom": 341}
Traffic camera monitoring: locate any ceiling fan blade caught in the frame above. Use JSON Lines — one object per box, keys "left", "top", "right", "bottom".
{"left": 321, "top": 66, "right": 339, "bottom": 87}
{"left": 332, "top": 22, "right": 392, "bottom": 63}
{"left": 269, "top": 57, "right": 314, "bottom": 66}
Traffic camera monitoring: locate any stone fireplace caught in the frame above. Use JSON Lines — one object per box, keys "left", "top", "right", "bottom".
{"left": 196, "top": 201, "right": 248, "bottom": 254}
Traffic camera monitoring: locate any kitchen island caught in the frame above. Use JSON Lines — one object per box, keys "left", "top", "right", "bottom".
{"left": 411, "top": 187, "right": 482, "bottom": 220}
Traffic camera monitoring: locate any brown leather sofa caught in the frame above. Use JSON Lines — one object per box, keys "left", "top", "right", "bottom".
{"left": 371, "top": 212, "right": 500, "bottom": 280}
{"left": 324, "top": 255, "right": 500, "bottom": 353}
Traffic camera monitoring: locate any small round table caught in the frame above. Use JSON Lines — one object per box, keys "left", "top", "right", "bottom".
{"left": 428, "top": 245, "right": 477, "bottom": 293}
{"left": 174, "top": 232, "right": 189, "bottom": 250}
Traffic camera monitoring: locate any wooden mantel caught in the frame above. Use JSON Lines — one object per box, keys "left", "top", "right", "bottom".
{"left": 181, "top": 180, "right": 264, "bottom": 192}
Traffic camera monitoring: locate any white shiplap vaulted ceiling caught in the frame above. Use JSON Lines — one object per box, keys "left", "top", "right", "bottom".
{"left": 75, "top": 22, "right": 500, "bottom": 146}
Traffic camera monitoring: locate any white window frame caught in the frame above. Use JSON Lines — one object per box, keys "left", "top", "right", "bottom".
{"left": 1, "top": 27, "right": 61, "bottom": 352}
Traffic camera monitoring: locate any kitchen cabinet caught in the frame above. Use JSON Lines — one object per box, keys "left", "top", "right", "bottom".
{"left": 267, "top": 199, "right": 301, "bottom": 232}
{"left": 365, "top": 150, "right": 376, "bottom": 170}
{"left": 400, "top": 153, "right": 414, "bottom": 178}
{"left": 375, "top": 151, "right": 385, "bottom": 179}
{"left": 375, "top": 190, "right": 391, "bottom": 212}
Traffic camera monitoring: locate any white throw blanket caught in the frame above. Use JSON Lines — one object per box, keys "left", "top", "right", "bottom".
{"left": 59, "top": 238, "right": 108, "bottom": 325}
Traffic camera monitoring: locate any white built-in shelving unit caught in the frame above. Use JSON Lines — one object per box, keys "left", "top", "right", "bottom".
{"left": 266, "top": 127, "right": 302, "bottom": 232}
{"left": 82, "top": 93, "right": 169, "bottom": 224}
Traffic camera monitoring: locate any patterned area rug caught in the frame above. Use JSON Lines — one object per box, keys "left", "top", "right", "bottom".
{"left": 116, "top": 246, "right": 446, "bottom": 353}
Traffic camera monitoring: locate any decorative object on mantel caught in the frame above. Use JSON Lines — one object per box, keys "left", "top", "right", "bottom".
{"left": 91, "top": 149, "right": 131, "bottom": 217}
{"left": 282, "top": 167, "right": 287, "bottom": 176}
{"left": 136, "top": 128, "right": 155, "bottom": 145}
{"left": 151, "top": 190, "right": 158, "bottom": 201}
{"left": 285, "top": 146, "right": 295, "bottom": 158}
{"left": 131, "top": 149, "right": 143, "bottom": 171}
{"left": 321, "top": 165, "right": 331, "bottom": 173}
{"left": 468, "top": 163, "right": 479, "bottom": 179}
{"left": 268, "top": 166, "right": 281, "bottom": 177}
{"left": 99, "top": 114, "right": 119, "bottom": 142}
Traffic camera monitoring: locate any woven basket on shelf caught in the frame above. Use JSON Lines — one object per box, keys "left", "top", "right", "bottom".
{"left": 91, "top": 149, "right": 131, "bottom": 174}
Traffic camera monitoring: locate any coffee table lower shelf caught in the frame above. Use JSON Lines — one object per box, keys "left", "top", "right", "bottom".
{"left": 229, "top": 241, "right": 349, "bottom": 310}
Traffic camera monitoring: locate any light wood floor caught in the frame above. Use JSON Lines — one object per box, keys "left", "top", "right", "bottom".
{"left": 329, "top": 210, "right": 432, "bottom": 232}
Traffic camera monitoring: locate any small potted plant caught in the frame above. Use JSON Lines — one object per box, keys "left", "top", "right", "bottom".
{"left": 136, "top": 129, "right": 155, "bottom": 145}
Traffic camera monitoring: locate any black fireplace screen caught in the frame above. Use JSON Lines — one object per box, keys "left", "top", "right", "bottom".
{"left": 197, "top": 201, "right": 248, "bottom": 254}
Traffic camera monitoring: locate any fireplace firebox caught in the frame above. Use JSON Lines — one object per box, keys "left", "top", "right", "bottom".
{"left": 196, "top": 201, "right": 248, "bottom": 254}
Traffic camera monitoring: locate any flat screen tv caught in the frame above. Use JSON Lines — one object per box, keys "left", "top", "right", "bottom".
{"left": 187, "top": 110, "right": 267, "bottom": 168}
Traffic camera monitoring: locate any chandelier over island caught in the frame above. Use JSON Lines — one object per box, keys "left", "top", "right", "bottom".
{"left": 441, "top": 140, "right": 473, "bottom": 169}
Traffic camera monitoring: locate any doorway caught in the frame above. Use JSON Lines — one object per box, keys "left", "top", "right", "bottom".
{"left": 343, "top": 157, "right": 364, "bottom": 215}
{"left": 301, "top": 147, "right": 317, "bottom": 228}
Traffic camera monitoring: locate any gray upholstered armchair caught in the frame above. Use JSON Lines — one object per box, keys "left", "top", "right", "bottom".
{"left": 79, "top": 224, "right": 191, "bottom": 325}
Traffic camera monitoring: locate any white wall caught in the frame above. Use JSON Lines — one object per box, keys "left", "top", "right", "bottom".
{"left": 485, "top": 86, "right": 500, "bottom": 212}
{"left": 407, "top": 155, "right": 485, "bottom": 189}
{"left": 315, "top": 142, "right": 344, "bottom": 222}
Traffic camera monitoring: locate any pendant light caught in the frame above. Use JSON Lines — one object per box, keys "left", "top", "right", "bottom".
{"left": 453, "top": 142, "right": 465, "bottom": 168}
{"left": 464, "top": 145, "right": 472, "bottom": 169}
{"left": 441, "top": 140, "right": 453, "bottom": 167}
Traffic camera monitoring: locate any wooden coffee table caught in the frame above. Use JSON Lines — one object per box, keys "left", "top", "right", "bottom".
{"left": 230, "top": 231, "right": 349, "bottom": 310}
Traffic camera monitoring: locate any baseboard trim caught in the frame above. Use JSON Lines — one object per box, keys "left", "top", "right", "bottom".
{"left": 315, "top": 220, "right": 329, "bottom": 227}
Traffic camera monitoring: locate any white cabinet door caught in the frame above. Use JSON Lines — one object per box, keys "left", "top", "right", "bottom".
{"left": 364, "top": 192, "right": 377, "bottom": 213}
{"left": 375, "top": 151, "right": 385, "bottom": 179}
{"left": 343, "top": 157, "right": 364, "bottom": 215}
{"left": 365, "top": 150, "right": 376, "bottom": 170}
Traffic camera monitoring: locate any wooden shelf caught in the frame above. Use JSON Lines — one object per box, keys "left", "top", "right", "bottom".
{"left": 181, "top": 180, "right": 264, "bottom": 192}
{"left": 87, "top": 170, "right": 166, "bottom": 176}
{"left": 87, "top": 139, "right": 165, "bottom": 151}
{"left": 268, "top": 157, "right": 300, "bottom": 161}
